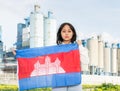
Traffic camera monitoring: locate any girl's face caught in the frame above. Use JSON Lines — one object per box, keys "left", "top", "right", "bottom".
{"left": 61, "top": 25, "right": 73, "bottom": 44}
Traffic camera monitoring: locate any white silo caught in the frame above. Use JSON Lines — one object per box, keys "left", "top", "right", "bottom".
{"left": 98, "top": 35, "right": 104, "bottom": 75}
{"left": 104, "top": 42, "right": 111, "bottom": 75}
{"left": 87, "top": 37, "right": 98, "bottom": 75}
{"left": 30, "top": 5, "right": 44, "bottom": 48}
{"left": 44, "top": 11, "right": 57, "bottom": 46}
{"left": 81, "top": 39, "right": 90, "bottom": 74}
{"left": 117, "top": 43, "right": 120, "bottom": 76}
{"left": 111, "top": 43, "right": 117, "bottom": 76}
{"left": 22, "top": 27, "right": 30, "bottom": 48}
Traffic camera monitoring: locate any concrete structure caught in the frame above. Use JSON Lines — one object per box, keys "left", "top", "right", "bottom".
{"left": 87, "top": 37, "right": 98, "bottom": 75}
{"left": 104, "top": 42, "right": 111, "bottom": 75}
{"left": 16, "top": 18, "right": 30, "bottom": 49}
{"left": 82, "top": 74, "right": 120, "bottom": 85}
{"left": 44, "top": 11, "right": 57, "bottom": 46}
{"left": 111, "top": 43, "right": 118, "bottom": 76}
{"left": 117, "top": 43, "right": 120, "bottom": 76}
{"left": 22, "top": 27, "right": 30, "bottom": 48}
{"left": 30, "top": 5, "right": 44, "bottom": 48}
{"left": 98, "top": 35, "right": 104, "bottom": 75}
{"left": 16, "top": 5, "right": 57, "bottom": 49}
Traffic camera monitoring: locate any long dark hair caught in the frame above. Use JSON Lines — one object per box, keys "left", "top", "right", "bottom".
{"left": 56, "top": 22, "right": 77, "bottom": 45}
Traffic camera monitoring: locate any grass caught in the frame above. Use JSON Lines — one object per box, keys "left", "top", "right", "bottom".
{"left": 0, "top": 83, "right": 120, "bottom": 91}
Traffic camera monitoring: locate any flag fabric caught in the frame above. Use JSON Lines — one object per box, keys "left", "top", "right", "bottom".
{"left": 16, "top": 43, "right": 81, "bottom": 91}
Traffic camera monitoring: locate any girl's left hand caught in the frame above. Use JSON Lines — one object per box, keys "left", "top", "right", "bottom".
{"left": 76, "top": 40, "right": 82, "bottom": 45}
{"left": 11, "top": 47, "right": 16, "bottom": 55}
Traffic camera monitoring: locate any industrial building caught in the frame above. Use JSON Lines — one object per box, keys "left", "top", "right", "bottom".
{"left": 1, "top": 5, "right": 120, "bottom": 76}
{"left": 16, "top": 5, "right": 57, "bottom": 49}
{"left": 83, "top": 35, "right": 119, "bottom": 76}
{"left": 0, "top": 4, "right": 120, "bottom": 85}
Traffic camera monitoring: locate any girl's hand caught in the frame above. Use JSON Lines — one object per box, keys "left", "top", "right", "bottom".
{"left": 76, "top": 40, "right": 82, "bottom": 45}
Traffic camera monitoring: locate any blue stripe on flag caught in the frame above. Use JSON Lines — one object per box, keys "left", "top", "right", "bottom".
{"left": 16, "top": 43, "right": 79, "bottom": 58}
{"left": 19, "top": 72, "right": 81, "bottom": 91}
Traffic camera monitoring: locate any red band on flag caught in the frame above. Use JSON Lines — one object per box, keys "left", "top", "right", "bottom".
{"left": 18, "top": 50, "right": 81, "bottom": 79}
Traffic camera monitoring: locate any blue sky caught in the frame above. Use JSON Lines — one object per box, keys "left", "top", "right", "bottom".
{"left": 0, "top": 0, "right": 120, "bottom": 49}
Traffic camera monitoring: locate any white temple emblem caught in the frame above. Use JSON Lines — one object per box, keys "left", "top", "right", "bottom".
{"left": 30, "top": 56, "right": 65, "bottom": 76}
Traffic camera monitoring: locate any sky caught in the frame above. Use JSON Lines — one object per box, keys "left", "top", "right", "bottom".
{"left": 0, "top": 0, "right": 120, "bottom": 49}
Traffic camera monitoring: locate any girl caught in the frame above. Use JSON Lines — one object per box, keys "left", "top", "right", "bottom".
{"left": 52, "top": 22, "right": 89, "bottom": 91}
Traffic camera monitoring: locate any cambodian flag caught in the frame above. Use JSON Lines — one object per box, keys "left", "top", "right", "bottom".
{"left": 16, "top": 43, "right": 81, "bottom": 91}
